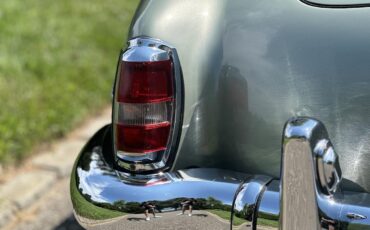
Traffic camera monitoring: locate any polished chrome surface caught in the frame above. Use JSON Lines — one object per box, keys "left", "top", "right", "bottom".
{"left": 315, "top": 139, "right": 342, "bottom": 195}
{"left": 71, "top": 124, "right": 370, "bottom": 229}
{"left": 300, "top": 0, "right": 370, "bottom": 8}
{"left": 231, "top": 175, "right": 272, "bottom": 229}
{"left": 346, "top": 212, "right": 367, "bottom": 220}
{"left": 281, "top": 117, "right": 325, "bottom": 230}
{"left": 257, "top": 179, "right": 370, "bottom": 229}
{"left": 113, "top": 36, "right": 183, "bottom": 173}
{"left": 72, "top": 125, "right": 273, "bottom": 229}
{"left": 281, "top": 117, "right": 370, "bottom": 229}
{"left": 256, "top": 180, "right": 279, "bottom": 230}
{"left": 122, "top": 37, "right": 170, "bottom": 62}
{"left": 130, "top": 0, "right": 370, "bottom": 193}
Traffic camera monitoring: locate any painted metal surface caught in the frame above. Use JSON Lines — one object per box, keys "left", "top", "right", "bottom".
{"left": 129, "top": 0, "right": 370, "bottom": 193}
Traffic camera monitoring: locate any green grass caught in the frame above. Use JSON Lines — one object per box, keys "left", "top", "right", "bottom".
{"left": 257, "top": 218, "right": 279, "bottom": 228}
{"left": 208, "top": 210, "right": 279, "bottom": 228}
{"left": 207, "top": 209, "right": 246, "bottom": 226}
{"left": 0, "top": 0, "right": 139, "bottom": 164}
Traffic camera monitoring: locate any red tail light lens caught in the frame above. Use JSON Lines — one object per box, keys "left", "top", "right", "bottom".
{"left": 113, "top": 38, "right": 182, "bottom": 173}
{"left": 117, "top": 61, "right": 173, "bottom": 103}
{"left": 116, "top": 122, "right": 171, "bottom": 154}
{"left": 115, "top": 59, "right": 174, "bottom": 156}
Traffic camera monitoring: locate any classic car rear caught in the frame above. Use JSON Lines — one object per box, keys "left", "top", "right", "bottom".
{"left": 71, "top": 0, "right": 370, "bottom": 229}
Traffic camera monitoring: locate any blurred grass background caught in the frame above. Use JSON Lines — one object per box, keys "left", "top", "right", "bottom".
{"left": 0, "top": 0, "right": 139, "bottom": 165}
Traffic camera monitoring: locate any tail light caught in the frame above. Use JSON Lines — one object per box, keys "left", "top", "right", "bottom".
{"left": 113, "top": 37, "right": 183, "bottom": 173}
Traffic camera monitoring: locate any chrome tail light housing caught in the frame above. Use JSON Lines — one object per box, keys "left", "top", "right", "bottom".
{"left": 112, "top": 37, "right": 183, "bottom": 173}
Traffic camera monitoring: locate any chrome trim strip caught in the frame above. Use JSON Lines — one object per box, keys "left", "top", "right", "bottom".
{"left": 112, "top": 36, "right": 184, "bottom": 173}
{"left": 299, "top": 0, "right": 370, "bottom": 9}
{"left": 231, "top": 175, "right": 272, "bottom": 229}
{"left": 256, "top": 180, "right": 279, "bottom": 229}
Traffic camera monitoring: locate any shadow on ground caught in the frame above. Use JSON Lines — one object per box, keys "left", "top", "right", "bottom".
{"left": 54, "top": 215, "right": 83, "bottom": 230}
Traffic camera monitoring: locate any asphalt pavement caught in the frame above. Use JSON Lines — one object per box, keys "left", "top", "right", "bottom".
{"left": 79, "top": 210, "right": 232, "bottom": 230}
{"left": 4, "top": 178, "right": 82, "bottom": 230}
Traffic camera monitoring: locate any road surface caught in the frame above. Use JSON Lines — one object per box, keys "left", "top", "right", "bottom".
{"left": 3, "top": 178, "right": 82, "bottom": 230}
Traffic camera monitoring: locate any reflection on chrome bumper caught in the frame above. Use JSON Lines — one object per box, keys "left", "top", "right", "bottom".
{"left": 71, "top": 122, "right": 370, "bottom": 230}
{"left": 70, "top": 126, "right": 275, "bottom": 229}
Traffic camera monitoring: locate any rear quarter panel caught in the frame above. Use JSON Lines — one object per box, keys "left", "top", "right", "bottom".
{"left": 128, "top": 0, "right": 370, "bottom": 193}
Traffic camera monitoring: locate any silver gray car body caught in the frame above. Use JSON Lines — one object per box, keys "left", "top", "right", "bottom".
{"left": 130, "top": 0, "right": 370, "bottom": 192}
{"left": 71, "top": 0, "right": 370, "bottom": 229}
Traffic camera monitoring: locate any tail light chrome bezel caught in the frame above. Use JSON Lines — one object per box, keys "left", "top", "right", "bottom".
{"left": 112, "top": 37, "right": 183, "bottom": 173}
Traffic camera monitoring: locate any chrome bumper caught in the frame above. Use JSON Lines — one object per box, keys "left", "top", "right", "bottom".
{"left": 71, "top": 120, "right": 370, "bottom": 230}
